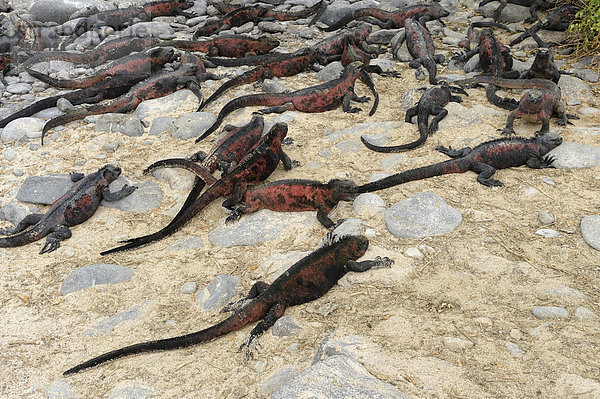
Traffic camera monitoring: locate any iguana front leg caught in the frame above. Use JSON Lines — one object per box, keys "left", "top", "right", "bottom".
{"left": 345, "top": 256, "right": 394, "bottom": 272}
{"left": 102, "top": 185, "right": 137, "bottom": 201}
{"left": 471, "top": 162, "right": 503, "bottom": 187}
{"left": 39, "top": 224, "right": 72, "bottom": 254}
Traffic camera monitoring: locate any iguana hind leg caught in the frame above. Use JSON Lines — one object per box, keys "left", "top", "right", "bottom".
{"left": 0, "top": 213, "right": 44, "bottom": 235}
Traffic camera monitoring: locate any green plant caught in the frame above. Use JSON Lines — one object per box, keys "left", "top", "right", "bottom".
{"left": 568, "top": 0, "right": 600, "bottom": 61}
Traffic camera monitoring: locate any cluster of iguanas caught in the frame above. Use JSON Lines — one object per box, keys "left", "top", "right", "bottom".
{"left": 0, "top": 0, "right": 588, "bottom": 378}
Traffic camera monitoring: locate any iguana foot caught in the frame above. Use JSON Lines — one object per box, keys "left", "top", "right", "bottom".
{"left": 500, "top": 128, "right": 516, "bottom": 136}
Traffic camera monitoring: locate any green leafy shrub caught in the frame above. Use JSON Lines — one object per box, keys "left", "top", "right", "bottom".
{"left": 568, "top": 0, "right": 600, "bottom": 62}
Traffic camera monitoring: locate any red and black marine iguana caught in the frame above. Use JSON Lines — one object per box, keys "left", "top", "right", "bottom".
{"left": 356, "top": 133, "right": 562, "bottom": 191}
{"left": 64, "top": 234, "right": 392, "bottom": 375}
{"left": 0, "top": 165, "right": 136, "bottom": 254}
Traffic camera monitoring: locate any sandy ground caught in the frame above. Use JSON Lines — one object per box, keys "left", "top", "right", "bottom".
{"left": 1, "top": 21, "right": 600, "bottom": 399}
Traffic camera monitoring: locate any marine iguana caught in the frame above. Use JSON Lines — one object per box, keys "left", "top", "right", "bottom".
{"left": 197, "top": 63, "right": 378, "bottom": 142}
{"left": 519, "top": 47, "right": 560, "bottom": 83}
{"left": 321, "top": 3, "right": 449, "bottom": 32}
{"left": 65, "top": 234, "right": 392, "bottom": 375}
{"left": 509, "top": 4, "right": 580, "bottom": 47}
{"left": 145, "top": 115, "right": 265, "bottom": 225}
{"left": 356, "top": 133, "right": 562, "bottom": 191}
{"left": 194, "top": 1, "right": 323, "bottom": 37}
{"left": 0, "top": 165, "right": 136, "bottom": 254}
{"left": 225, "top": 179, "right": 359, "bottom": 228}
{"left": 25, "top": 47, "right": 175, "bottom": 90}
{"left": 100, "top": 122, "right": 294, "bottom": 255}
{"left": 453, "top": 75, "right": 574, "bottom": 134}
{"left": 391, "top": 18, "right": 445, "bottom": 84}
{"left": 169, "top": 35, "right": 279, "bottom": 58}
{"left": 361, "top": 83, "right": 467, "bottom": 153}
{"left": 40, "top": 52, "right": 210, "bottom": 144}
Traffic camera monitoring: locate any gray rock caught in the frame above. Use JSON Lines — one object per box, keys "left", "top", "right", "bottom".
{"left": 149, "top": 116, "right": 175, "bottom": 135}
{"left": 352, "top": 193, "right": 386, "bottom": 217}
{"left": 316, "top": 61, "right": 344, "bottom": 81}
{"left": 72, "top": 30, "right": 100, "bottom": 49}
{"left": 574, "top": 307, "right": 596, "bottom": 321}
{"left": 369, "top": 58, "right": 395, "bottom": 73}
{"left": 401, "top": 87, "right": 423, "bottom": 111}
{"left": 335, "top": 139, "right": 363, "bottom": 154}
{"left": 479, "top": 1, "right": 530, "bottom": 23}
{"left": 558, "top": 75, "right": 591, "bottom": 105}
{"left": 573, "top": 68, "right": 599, "bottom": 83}
{"left": 385, "top": 192, "right": 462, "bottom": 239}
{"left": 505, "top": 342, "right": 523, "bottom": 356}
{"left": 443, "top": 336, "right": 474, "bottom": 351}
{"left": 108, "top": 382, "right": 153, "bottom": 399}
{"left": 547, "top": 285, "right": 585, "bottom": 300}
{"left": 17, "top": 174, "right": 74, "bottom": 204}
{"left": 581, "top": 215, "right": 600, "bottom": 251}
{"left": 101, "top": 178, "right": 163, "bottom": 213}
{"left": 272, "top": 355, "right": 411, "bottom": 399}
{"left": 262, "top": 78, "right": 292, "bottom": 93}
{"left": 361, "top": 133, "right": 389, "bottom": 146}
{"left": 548, "top": 142, "right": 600, "bottom": 169}
{"left": 316, "top": 0, "right": 352, "bottom": 25}
{"left": 272, "top": 315, "right": 303, "bottom": 337}
{"left": 296, "top": 27, "right": 315, "bottom": 39}
{"left": 1, "top": 117, "right": 45, "bottom": 143}
{"left": 171, "top": 112, "right": 218, "bottom": 140}
{"left": 56, "top": 97, "right": 75, "bottom": 112}
{"left": 262, "top": 366, "right": 299, "bottom": 396}
{"left": 0, "top": 201, "right": 30, "bottom": 226}
{"left": 29, "top": 0, "right": 111, "bottom": 23}
{"left": 46, "top": 379, "right": 78, "bottom": 399}
{"left": 60, "top": 263, "right": 134, "bottom": 295}
{"left": 535, "top": 228, "right": 559, "bottom": 238}
{"left": 189, "top": 0, "right": 207, "bottom": 17}
{"left": 83, "top": 301, "right": 150, "bottom": 336}
{"left": 234, "top": 21, "right": 254, "bottom": 34}
{"left": 195, "top": 274, "right": 240, "bottom": 312}
{"left": 318, "top": 149, "right": 332, "bottom": 158}
{"left": 330, "top": 218, "right": 364, "bottom": 238}
{"left": 258, "top": 21, "right": 286, "bottom": 33}
{"left": 167, "top": 236, "right": 204, "bottom": 251}
{"left": 577, "top": 107, "right": 599, "bottom": 116}
{"left": 368, "top": 29, "right": 402, "bottom": 45}
{"left": 532, "top": 306, "right": 570, "bottom": 319}
{"left": 538, "top": 211, "right": 555, "bottom": 225}
{"left": 6, "top": 83, "right": 32, "bottom": 94}
{"left": 464, "top": 54, "right": 480, "bottom": 73}
{"left": 180, "top": 282, "right": 198, "bottom": 294}
{"left": 381, "top": 154, "right": 406, "bottom": 170}
{"left": 135, "top": 89, "right": 200, "bottom": 121}
{"left": 95, "top": 113, "right": 144, "bottom": 137}
{"left": 122, "top": 22, "right": 175, "bottom": 38}
{"left": 209, "top": 210, "right": 313, "bottom": 247}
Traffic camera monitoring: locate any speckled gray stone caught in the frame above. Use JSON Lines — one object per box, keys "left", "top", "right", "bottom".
{"left": 558, "top": 75, "right": 591, "bottom": 104}
{"left": 335, "top": 139, "right": 363, "bottom": 154}
{"left": 574, "top": 307, "right": 596, "bottom": 321}
{"left": 121, "top": 22, "right": 175, "bottom": 38}
{"left": 438, "top": 102, "right": 483, "bottom": 130}
{"left": 352, "top": 193, "right": 386, "bottom": 217}
{"left": 16, "top": 174, "right": 74, "bottom": 204}
{"left": 581, "top": 215, "right": 600, "bottom": 251}
{"left": 258, "top": 20, "right": 286, "bottom": 33}
{"left": 272, "top": 315, "right": 303, "bottom": 337}
{"left": 149, "top": 116, "right": 175, "bottom": 135}
{"left": 107, "top": 381, "right": 153, "bottom": 399}
{"left": 0, "top": 201, "right": 31, "bottom": 226}
{"left": 385, "top": 192, "right": 462, "bottom": 239}
{"left": 316, "top": 61, "right": 344, "bottom": 81}
{"left": 6, "top": 82, "right": 32, "bottom": 94}
{"left": 180, "top": 282, "right": 198, "bottom": 294}
{"left": 60, "top": 263, "right": 134, "bottom": 295}
{"left": 208, "top": 210, "right": 313, "bottom": 247}
{"left": 83, "top": 301, "right": 150, "bottom": 336}
{"left": 381, "top": 154, "right": 406, "bottom": 170}
{"left": 95, "top": 113, "right": 144, "bottom": 137}
{"left": 135, "top": 89, "right": 200, "bottom": 121}
{"left": 272, "top": 355, "right": 410, "bottom": 399}
{"left": 101, "top": 178, "right": 163, "bottom": 213}
{"left": 262, "top": 366, "right": 299, "bottom": 396}
{"left": 1, "top": 117, "right": 45, "bottom": 143}
{"left": 548, "top": 142, "right": 600, "bottom": 169}
{"left": 166, "top": 236, "right": 204, "bottom": 251}
{"left": 195, "top": 274, "right": 240, "bottom": 312}
{"left": 535, "top": 228, "right": 559, "bottom": 238}
{"left": 532, "top": 306, "right": 569, "bottom": 319}
{"left": 45, "top": 379, "right": 78, "bottom": 399}
{"left": 479, "top": 1, "right": 529, "bottom": 23}
{"left": 171, "top": 112, "right": 218, "bottom": 140}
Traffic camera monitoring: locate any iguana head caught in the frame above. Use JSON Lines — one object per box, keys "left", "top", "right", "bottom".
{"left": 100, "top": 164, "right": 122, "bottom": 183}
{"left": 536, "top": 132, "right": 563, "bottom": 152}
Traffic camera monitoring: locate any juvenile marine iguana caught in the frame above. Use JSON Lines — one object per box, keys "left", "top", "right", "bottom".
{"left": 194, "top": 1, "right": 323, "bottom": 37}
{"left": 454, "top": 75, "right": 574, "bottom": 134}
{"left": 26, "top": 47, "right": 175, "bottom": 90}
{"left": 361, "top": 83, "right": 467, "bottom": 153}
{"left": 321, "top": 3, "right": 449, "bottom": 32}
{"left": 0, "top": 48, "right": 176, "bottom": 129}
{"left": 6, "top": 36, "right": 164, "bottom": 76}
{"left": 72, "top": 0, "right": 195, "bottom": 37}
{"left": 391, "top": 18, "right": 445, "bottom": 84}
{"left": 100, "top": 122, "right": 294, "bottom": 255}
{"left": 169, "top": 35, "right": 279, "bottom": 58}
{"left": 197, "top": 63, "right": 378, "bottom": 142}
{"left": 509, "top": 4, "right": 580, "bottom": 47}
{"left": 225, "top": 179, "right": 358, "bottom": 228}
{"left": 40, "top": 53, "right": 211, "bottom": 144}
{"left": 145, "top": 115, "right": 265, "bottom": 224}
{"left": 0, "top": 165, "right": 136, "bottom": 254}
{"left": 356, "top": 133, "right": 562, "bottom": 191}
{"left": 65, "top": 234, "right": 392, "bottom": 375}
{"left": 199, "top": 48, "right": 324, "bottom": 110}
{"left": 479, "top": 0, "right": 554, "bottom": 23}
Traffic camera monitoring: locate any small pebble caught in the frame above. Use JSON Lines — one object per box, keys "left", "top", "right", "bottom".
{"left": 538, "top": 211, "right": 555, "bottom": 225}
{"left": 532, "top": 306, "right": 569, "bottom": 320}
{"left": 404, "top": 247, "right": 424, "bottom": 260}
{"left": 180, "top": 282, "right": 198, "bottom": 294}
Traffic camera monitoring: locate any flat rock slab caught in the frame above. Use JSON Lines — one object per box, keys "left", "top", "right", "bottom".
{"left": 580, "top": 215, "right": 600, "bottom": 251}
{"left": 134, "top": 89, "right": 200, "bottom": 122}
{"left": 17, "top": 174, "right": 75, "bottom": 205}
{"left": 385, "top": 192, "right": 462, "bottom": 239}
{"left": 101, "top": 178, "right": 163, "bottom": 213}
{"left": 171, "top": 112, "right": 218, "bottom": 140}
{"left": 1, "top": 117, "right": 45, "bottom": 143}
{"left": 271, "top": 355, "right": 411, "bottom": 399}
{"left": 558, "top": 75, "right": 592, "bottom": 104}
{"left": 83, "top": 301, "right": 151, "bottom": 336}
{"left": 478, "top": 1, "right": 529, "bottom": 23}
{"left": 195, "top": 274, "right": 240, "bottom": 312}
{"left": 208, "top": 210, "right": 314, "bottom": 247}
{"left": 438, "top": 102, "right": 483, "bottom": 130}
{"left": 108, "top": 381, "right": 153, "bottom": 399}
{"left": 548, "top": 142, "right": 600, "bottom": 169}
{"left": 60, "top": 263, "right": 134, "bottom": 295}
{"left": 95, "top": 114, "right": 144, "bottom": 137}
